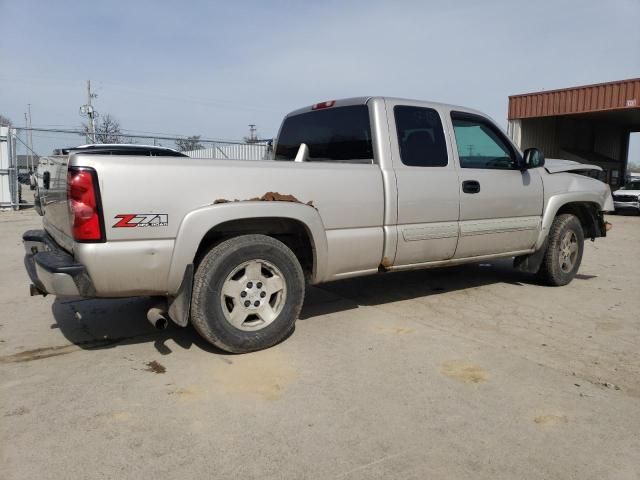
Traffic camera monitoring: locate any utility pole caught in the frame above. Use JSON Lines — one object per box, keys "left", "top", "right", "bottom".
{"left": 27, "top": 104, "right": 34, "bottom": 169}
{"left": 248, "top": 124, "right": 257, "bottom": 143}
{"left": 24, "top": 112, "right": 31, "bottom": 169}
{"left": 87, "top": 80, "right": 97, "bottom": 143}
{"left": 80, "top": 80, "right": 98, "bottom": 143}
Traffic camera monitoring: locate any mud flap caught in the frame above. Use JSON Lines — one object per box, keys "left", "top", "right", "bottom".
{"left": 595, "top": 211, "right": 607, "bottom": 238}
{"left": 168, "top": 264, "right": 193, "bottom": 327}
{"left": 513, "top": 239, "right": 548, "bottom": 274}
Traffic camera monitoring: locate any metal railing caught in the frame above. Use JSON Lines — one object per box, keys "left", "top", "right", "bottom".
{"left": 0, "top": 126, "right": 22, "bottom": 210}
{"left": 0, "top": 126, "right": 270, "bottom": 210}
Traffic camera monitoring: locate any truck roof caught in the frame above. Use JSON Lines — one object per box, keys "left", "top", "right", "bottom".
{"left": 284, "top": 96, "right": 487, "bottom": 119}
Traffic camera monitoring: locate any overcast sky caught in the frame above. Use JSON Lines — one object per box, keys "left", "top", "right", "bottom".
{"left": 1, "top": 0, "right": 639, "bottom": 158}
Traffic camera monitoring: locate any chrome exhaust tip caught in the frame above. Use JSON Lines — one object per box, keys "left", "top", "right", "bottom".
{"left": 147, "top": 307, "right": 169, "bottom": 330}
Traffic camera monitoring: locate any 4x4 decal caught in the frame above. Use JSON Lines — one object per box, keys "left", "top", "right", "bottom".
{"left": 113, "top": 214, "right": 168, "bottom": 228}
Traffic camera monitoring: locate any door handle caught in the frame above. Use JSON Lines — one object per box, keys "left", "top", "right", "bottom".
{"left": 462, "top": 180, "right": 480, "bottom": 194}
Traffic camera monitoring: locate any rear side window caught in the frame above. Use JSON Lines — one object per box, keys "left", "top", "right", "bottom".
{"left": 275, "top": 105, "right": 373, "bottom": 162}
{"left": 394, "top": 106, "right": 448, "bottom": 167}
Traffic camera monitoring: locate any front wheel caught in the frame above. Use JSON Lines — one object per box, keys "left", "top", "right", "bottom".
{"left": 536, "top": 214, "right": 584, "bottom": 286}
{"left": 190, "top": 234, "right": 305, "bottom": 353}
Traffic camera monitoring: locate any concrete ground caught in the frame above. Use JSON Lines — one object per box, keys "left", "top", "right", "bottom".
{"left": 1, "top": 209, "right": 639, "bottom": 480}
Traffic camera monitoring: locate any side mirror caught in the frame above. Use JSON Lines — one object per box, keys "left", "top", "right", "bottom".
{"left": 522, "top": 148, "right": 545, "bottom": 169}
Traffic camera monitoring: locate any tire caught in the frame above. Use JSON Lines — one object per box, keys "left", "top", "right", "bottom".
{"left": 537, "top": 214, "right": 584, "bottom": 286}
{"left": 190, "top": 234, "right": 305, "bottom": 353}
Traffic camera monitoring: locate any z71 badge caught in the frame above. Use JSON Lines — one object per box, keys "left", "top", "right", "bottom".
{"left": 113, "top": 214, "right": 168, "bottom": 228}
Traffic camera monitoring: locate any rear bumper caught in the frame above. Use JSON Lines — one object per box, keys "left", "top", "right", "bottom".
{"left": 23, "top": 230, "right": 96, "bottom": 297}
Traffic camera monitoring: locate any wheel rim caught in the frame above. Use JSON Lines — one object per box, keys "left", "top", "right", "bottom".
{"left": 559, "top": 230, "right": 579, "bottom": 273}
{"left": 220, "top": 259, "right": 287, "bottom": 331}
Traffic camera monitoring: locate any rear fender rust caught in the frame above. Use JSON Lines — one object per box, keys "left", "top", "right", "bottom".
{"left": 213, "top": 191, "right": 316, "bottom": 208}
{"left": 167, "top": 202, "right": 329, "bottom": 292}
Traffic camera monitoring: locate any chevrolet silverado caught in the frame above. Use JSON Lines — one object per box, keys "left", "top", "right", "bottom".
{"left": 24, "top": 97, "right": 614, "bottom": 352}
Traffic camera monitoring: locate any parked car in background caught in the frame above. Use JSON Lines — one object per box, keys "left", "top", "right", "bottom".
{"left": 23, "top": 97, "right": 613, "bottom": 353}
{"left": 612, "top": 179, "right": 640, "bottom": 214}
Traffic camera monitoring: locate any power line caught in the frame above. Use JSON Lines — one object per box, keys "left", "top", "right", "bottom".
{"left": 0, "top": 75, "right": 282, "bottom": 113}
{"left": 12, "top": 126, "right": 266, "bottom": 145}
{"left": 26, "top": 124, "right": 254, "bottom": 143}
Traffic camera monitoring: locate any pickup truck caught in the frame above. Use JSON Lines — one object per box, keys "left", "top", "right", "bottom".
{"left": 612, "top": 179, "right": 640, "bottom": 213}
{"left": 24, "top": 97, "right": 614, "bottom": 353}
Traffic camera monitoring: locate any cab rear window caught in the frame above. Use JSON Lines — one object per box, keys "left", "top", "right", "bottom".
{"left": 275, "top": 105, "right": 373, "bottom": 163}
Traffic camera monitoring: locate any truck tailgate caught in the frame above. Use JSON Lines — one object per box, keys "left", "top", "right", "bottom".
{"left": 37, "top": 155, "right": 74, "bottom": 252}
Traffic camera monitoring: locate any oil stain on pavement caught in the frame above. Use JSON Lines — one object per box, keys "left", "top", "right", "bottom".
{"left": 440, "top": 360, "right": 488, "bottom": 384}
{"left": 144, "top": 360, "right": 166, "bottom": 374}
{"left": 534, "top": 414, "right": 568, "bottom": 425}
{"left": 0, "top": 344, "right": 80, "bottom": 363}
{"left": 209, "top": 348, "right": 296, "bottom": 400}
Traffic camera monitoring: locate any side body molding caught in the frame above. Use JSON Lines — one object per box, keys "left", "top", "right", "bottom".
{"left": 166, "top": 201, "right": 329, "bottom": 294}
{"left": 535, "top": 191, "right": 609, "bottom": 250}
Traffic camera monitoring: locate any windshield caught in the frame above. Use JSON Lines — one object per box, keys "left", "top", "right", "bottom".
{"left": 622, "top": 181, "right": 640, "bottom": 190}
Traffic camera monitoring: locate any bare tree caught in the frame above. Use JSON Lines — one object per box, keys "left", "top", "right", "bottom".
{"left": 0, "top": 114, "right": 12, "bottom": 126}
{"left": 84, "top": 114, "right": 127, "bottom": 143}
{"left": 175, "top": 135, "right": 204, "bottom": 152}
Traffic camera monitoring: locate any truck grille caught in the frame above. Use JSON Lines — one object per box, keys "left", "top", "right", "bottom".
{"left": 613, "top": 194, "right": 638, "bottom": 202}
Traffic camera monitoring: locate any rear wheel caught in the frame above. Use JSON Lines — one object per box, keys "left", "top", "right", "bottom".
{"left": 191, "top": 234, "right": 305, "bottom": 353}
{"left": 537, "top": 214, "right": 584, "bottom": 286}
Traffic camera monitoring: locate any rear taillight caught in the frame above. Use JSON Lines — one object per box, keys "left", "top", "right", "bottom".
{"left": 67, "top": 167, "right": 104, "bottom": 242}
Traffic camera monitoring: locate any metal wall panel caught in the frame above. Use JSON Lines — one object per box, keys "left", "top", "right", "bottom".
{"left": 519, "top": 118, "right": 560, "bottom": 157}
{"left": 594, "top": 124, "right": 622, "bottom": 160}
{"left": 508, "top": 78, "right": 640, "bottom": 119}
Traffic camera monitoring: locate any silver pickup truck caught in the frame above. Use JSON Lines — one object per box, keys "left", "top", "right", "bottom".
{"left": 24, "top": 97, "right": 613, "bottom": 353}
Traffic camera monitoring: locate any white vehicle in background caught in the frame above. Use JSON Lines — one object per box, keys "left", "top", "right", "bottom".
{"left": 612, "top": 178, "right": 640, "bottom": 214}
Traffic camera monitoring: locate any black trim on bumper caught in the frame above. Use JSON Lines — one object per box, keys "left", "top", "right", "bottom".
{"left": 24, "top": 254, "right": 47, "bottom": 293}
{"left": 23, "top": 230, "right": 96, "bottom": 296}
{"left": 23, "top": 229, "right": 56, "bottom": 250}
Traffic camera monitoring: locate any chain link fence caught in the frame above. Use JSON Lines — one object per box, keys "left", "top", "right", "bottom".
{"left": 0, "top": 126, "right": 271, "bottom": 210}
